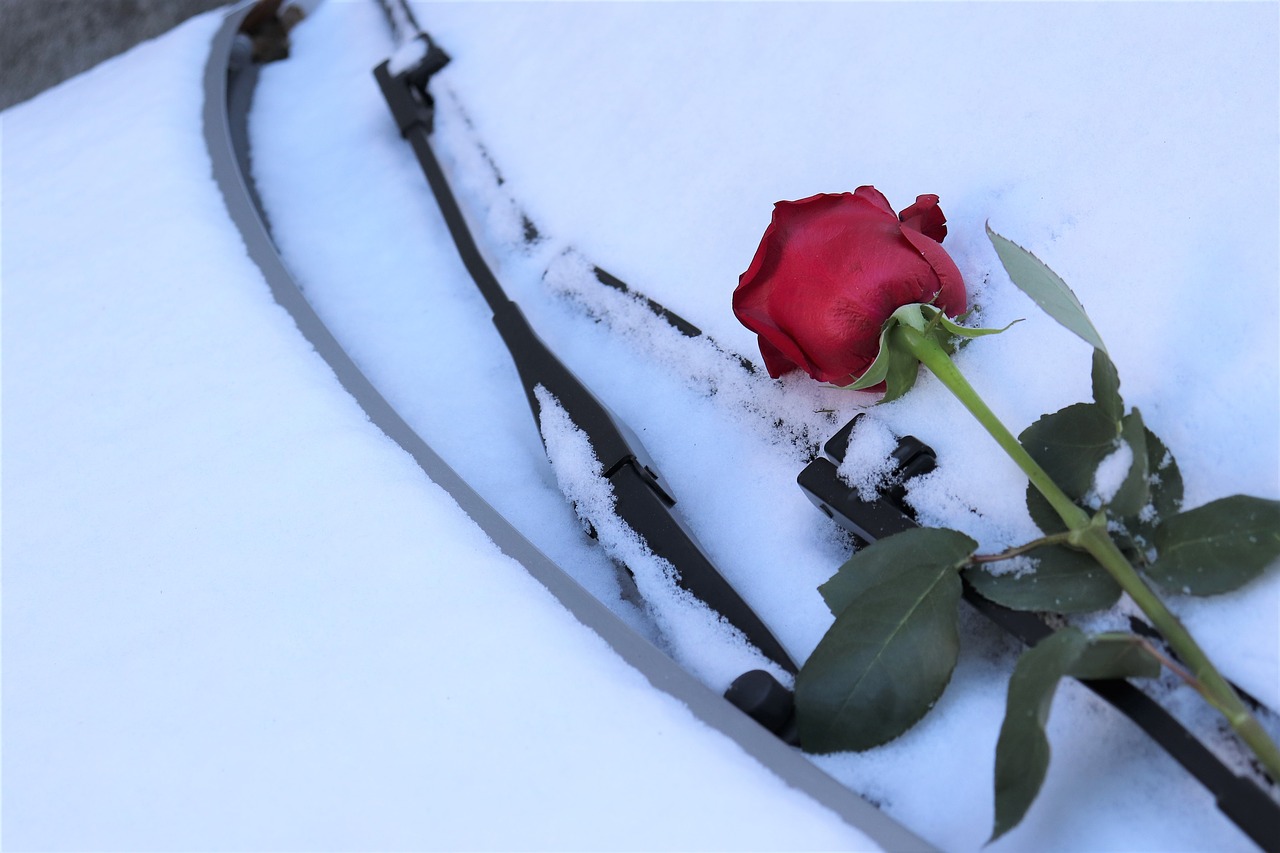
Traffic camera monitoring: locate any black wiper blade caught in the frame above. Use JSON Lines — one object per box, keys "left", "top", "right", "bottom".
{"left": 373, "top": 47, "right": 797, "bottom": 680}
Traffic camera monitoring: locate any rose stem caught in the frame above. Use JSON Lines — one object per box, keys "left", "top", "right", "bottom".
{"left": 967, "top": 532, "right": 1073, "bottom": 564}
{"left": 895, "top": 324, "right": 1280, "bottom": 782}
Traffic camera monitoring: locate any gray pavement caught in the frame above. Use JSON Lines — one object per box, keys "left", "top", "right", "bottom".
{"left": 1, "top": 0, "right": 230, "bottom": 110}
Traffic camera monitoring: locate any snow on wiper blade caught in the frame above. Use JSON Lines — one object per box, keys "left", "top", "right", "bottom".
{"left": 372, "top": 54, "right": 799, "bottom": 691}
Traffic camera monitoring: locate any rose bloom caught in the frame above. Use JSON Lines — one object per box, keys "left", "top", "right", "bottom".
{"left": 733, "top": 187, "right": 966, "bottom": 386}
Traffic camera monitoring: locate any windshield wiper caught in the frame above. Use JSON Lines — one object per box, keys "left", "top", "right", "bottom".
{"left": 373, "top": 40, "right": 798, "bottom": 705}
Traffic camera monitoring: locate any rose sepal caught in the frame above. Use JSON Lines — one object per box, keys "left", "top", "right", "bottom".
{"left": 842, "top": 303, "right": 1018, "bottom": 399}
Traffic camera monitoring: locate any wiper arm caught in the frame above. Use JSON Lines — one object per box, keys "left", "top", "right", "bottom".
{"left": 373, "top": 42, "right": 797, "bottom": 683}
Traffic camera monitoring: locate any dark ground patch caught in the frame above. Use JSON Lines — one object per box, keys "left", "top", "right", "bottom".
{"left": 1, "top": 0, "right": 229, "bottom": 110}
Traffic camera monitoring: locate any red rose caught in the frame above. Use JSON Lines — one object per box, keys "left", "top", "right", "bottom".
{"left": 733, "top": 187, "right": 966, "bottom": 386}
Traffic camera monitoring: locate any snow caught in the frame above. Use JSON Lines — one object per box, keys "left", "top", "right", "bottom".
{"left": 1090, "top": 439, "right": 1133, "bottom": 508}
{"left": 1, "top": 10, "right": 874, "bottom": 852}
{"left": 386, "top": 33, "right": 428, "bottom": 75}
{"left": 535, "top": 384, "right": 787, "bottom": 691}
{"left": 838, "top": 416, "right": 903, "bottom": 503}
{"left": 4, "top": 0, "right": 1278, "bottom": 851}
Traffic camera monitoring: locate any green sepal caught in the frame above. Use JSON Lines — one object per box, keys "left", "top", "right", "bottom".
{"left": 880, "top": 326, "right": 923, "bottom": 403}
{"left": 844, "top": 303, "right": 1015, "bottom": 392}
{"left": 964, "top": 545, "right": 1121, "bottom": 614}
{"left": 991, "top": 629, "right": 1161, "bottom": 842}
{"left": 920, "top": 302, "right": 1019, "bottom": 341}
{"left": 844, "top": 319, "right": 900, "bottom": 391}
{"left": 798, "top": 528, "right": 976, "bottom": 753}
{"left": 986, "top": 225, "right": 1109, "bottom": 353}
{"left": 1148, "top": 496, "right": 1280, "bottom": 595}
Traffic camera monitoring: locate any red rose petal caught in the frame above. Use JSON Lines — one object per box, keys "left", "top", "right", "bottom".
{"left": 733, "top": 187, "right": 967, "bottom": 386}
{"left": 898, "top": 194, "right": 948, "bottom": 243}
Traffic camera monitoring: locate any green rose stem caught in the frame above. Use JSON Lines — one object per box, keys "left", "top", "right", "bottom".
{"left": 968, "top": 532, "right": 1073, "bottom": 564}
{"left": 894, "top": 324, "right": 1280, "bottom": 782}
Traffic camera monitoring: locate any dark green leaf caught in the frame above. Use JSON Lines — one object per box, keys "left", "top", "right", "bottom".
{"left": 1109, "top": 410, "right": 1149, "bottom": 518}
{"left": 819, "top": 528, "right": 978, "bottom": 616}
{"left": 964, "top": 545, "right": 1121, "bottom": 614}
{"left": 1131, "top": 428, "right": 1183, "bottom": 546}
{"left": 1022, "top": 407, "right": 1154, "bottom": 536}
{"left": 1019, "top": 403, "right": 1119, "bottom": 500}
{"left": 986, "top": 225, "right": 1108, "bottom": 352}
{"left": 1149, "top": 496, "right": 1280, "bottom": 595}
{"left": 992, "top": 629, "right": 1161, "bottom": 841}
{"left": 1091, "top": 349, "right": 1123, "bottom": 424}
{"left": 799, "top": 529, "right": 975, "bottom": 753}
{"left": 1112, "top": 427, "right": 1184, "bottom": 565}
{"left": 1025, "top": 482, "right": 1068, "bottom": 536}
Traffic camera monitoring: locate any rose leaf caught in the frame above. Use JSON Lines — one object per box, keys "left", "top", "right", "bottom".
{"left": 1108, "top": 409, "right": 1150, "bottom": 518}
{"left": 1131, "top": 427, "right": 1183, "bottom": 545}
{"left": 986, "top": 225, "right": 1108, "bottom": 353}
{"left": 1025, "top": 482, "right": 1068, "bottom": 536}
{"left": 819, "top": 527, "right": 977, "bottom": 615}
{"left": 964, "top": 545, "right": 1121, "bottom": 614}
{"left": 992, "top": 629, "right": 1161, "bottom": 842}
{"left": 1147, "top": 496, "right": 1280, "bottom": 595}
{"left": 1019, "top": 402, "right": 1119, "bottom": 501}
{"left": 1091, "top": 349, "right": 1124, "bottom": 424}
{"left": 798, "top": 528, "right": 975, "bottom": 753}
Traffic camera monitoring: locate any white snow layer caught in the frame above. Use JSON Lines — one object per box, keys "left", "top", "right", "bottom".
{"left": 387, "top": 34, "right": 429, "bottom": 76}
{"left": 534, "top": 385, "right": 789, "bottom": 691}
{"left": 1, "top": 10, "right": 872, "bottom": 852}
{"left": 4, "top": 1, "right": 1278, "bottom": 851}
{"left": 838, "top": 416, "right": 903, "bottom": 502}
{"left": 1090, "top": 439, "right": 1134, "bottom": 508}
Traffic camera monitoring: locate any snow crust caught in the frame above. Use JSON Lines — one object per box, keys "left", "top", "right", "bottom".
{"left": 535, "top": 385, "right": 789, "bottom": 691}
